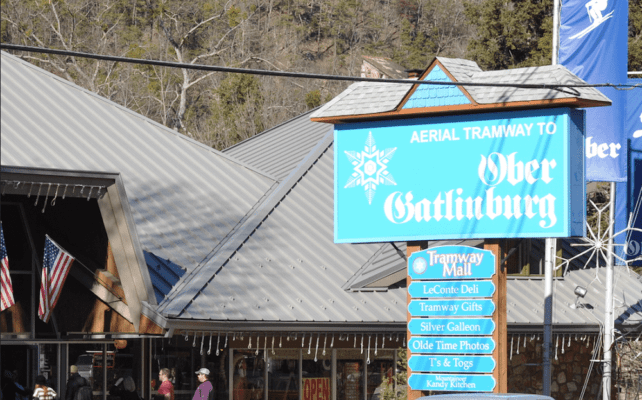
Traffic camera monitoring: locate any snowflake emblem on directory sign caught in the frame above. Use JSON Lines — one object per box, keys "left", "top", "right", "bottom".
{"left": 343, "top": 131, "right": 397, "bottom": 205}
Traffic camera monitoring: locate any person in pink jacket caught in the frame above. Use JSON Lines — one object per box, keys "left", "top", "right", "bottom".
{"left": 192, "top": 369, "right": 213, "bottom": 400}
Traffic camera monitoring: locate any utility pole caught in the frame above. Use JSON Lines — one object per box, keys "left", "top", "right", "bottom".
{"left": 543, "top": 0, "right": 561, "bottom": 395}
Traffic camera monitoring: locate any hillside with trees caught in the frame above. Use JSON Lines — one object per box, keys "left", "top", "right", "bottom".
{"left": 2, "top": 0, "right": 640, "bottom": 149}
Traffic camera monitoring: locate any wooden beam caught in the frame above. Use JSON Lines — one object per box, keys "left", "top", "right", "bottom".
{"left": 486, "top": 240, "right": 507, "bottom": 393}
{"left": 310, "top": 97, "right": 609, "bottom": 124}
{"left": 139, "top": 314, "right": 164, "bottom": 335}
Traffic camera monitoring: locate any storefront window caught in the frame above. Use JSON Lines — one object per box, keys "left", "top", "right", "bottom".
{"left": 68, "top": 343, "right": 110, "bottom": 400}
{"left": 151, "top": 336, "right": 230, "bottom": 400}
{"left": 232, "top": 350, "right": 265, "bottom": 400}
{"left": 302, "top": 346, "right": 331, "bottom": 400}
{"left": 336, "top": 351, "right": 363, "bottom": 400}
{"left": 365, "top": 351, "right": 394, "bottom": 400}
{"left": 267, "top": 350, "right": 298, "bottom": 400}
{"left": 107, "top": 340, "right": 143, "bottom": 400}
{"left": 39, "top": 344, "right": 59, "bottom": 392}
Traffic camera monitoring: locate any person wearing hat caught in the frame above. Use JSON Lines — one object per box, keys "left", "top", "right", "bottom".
{"left": 33, "top": 375, "right": 56, "bottom": 400}
{"left": 192, "top": 368, "right": 212, "bottom": 400}
{"left": 65, "top": 366, "right": 86, "bottom": 400}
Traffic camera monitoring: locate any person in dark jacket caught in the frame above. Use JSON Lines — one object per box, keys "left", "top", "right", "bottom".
{"left": 65, "top": 366, "right": 86, "bottom": 400}
{"left": 2, "top": 371, "right": 30, "bottom": 400}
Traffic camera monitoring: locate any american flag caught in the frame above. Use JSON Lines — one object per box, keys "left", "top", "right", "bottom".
{"left": 1, "top": 223, "right": 15, "bottom": 312}
{"left": 38, "top": 235, "right": 74, "bottom": 323}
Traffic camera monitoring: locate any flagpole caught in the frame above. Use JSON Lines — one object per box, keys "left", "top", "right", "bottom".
{"left": 603, "top": 181, "right": 616, "bottom": 400}
{"left": 543, "top": 0, "right": 561, "bottom": 395}
{"left": 552, "top": 0, "right": 560, "bottom": 65}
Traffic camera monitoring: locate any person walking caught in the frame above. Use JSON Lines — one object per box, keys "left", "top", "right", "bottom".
{"left": 33, "top": 376, "right": 56, "bottom": 400}
{"left": 65, "top": 366, "right": 85, "bottom": 400}
{"left": 157, "top": 369, "right": 174, "bottom": 400}
{"left": 192, "top": 369, "right": 212, "bottom": 400}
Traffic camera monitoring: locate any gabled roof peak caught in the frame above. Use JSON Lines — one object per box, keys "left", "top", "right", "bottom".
{"left": 311, "top": 58, "right": 611, "bottom": 124}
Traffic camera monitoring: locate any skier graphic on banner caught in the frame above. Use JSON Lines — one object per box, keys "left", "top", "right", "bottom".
{"left": 570, "top": 0, "right": 614, "bottom": 39}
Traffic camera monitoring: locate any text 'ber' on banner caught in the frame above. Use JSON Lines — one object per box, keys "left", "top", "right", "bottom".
{"left": 559, "top": 0, "right": 628, "bottom": 182}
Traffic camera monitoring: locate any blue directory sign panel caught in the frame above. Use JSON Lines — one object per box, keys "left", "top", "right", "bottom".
{"left": 408, "top": 246, "right": 495, "bottom": 280}
{"left": 409, "top": 355, "right": 496, "bottom": 373}
{"left": 407, "top": 245, "right": 497, "bottom": 393}
{"left": 408, "top": 374, "right": 496, "bottom": 392}
{"left": 409, "top": 299, "right": 495, "bottom": 317}
{"left": 408, "top": 281, "right": 495, "bottom": 298}
{"left": 408, "top": 318, "right": 495, "bottom": 336}
{"left": 408, "top": 337, "right": 496, "bottom": 354}
{"left": 334, "top": 107, "right": 585, "bottom": 243}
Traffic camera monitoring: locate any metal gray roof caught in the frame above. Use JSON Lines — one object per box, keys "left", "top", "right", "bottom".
{"left": 311, "top": 57, "right": 611, "bottom": 120}
{"left": 161, "top": 135, "right": 408, "bottom": 324}
{"left": 159, "top": 105, "right": 642, "bottom": 331}
{"left": 224, "top": 110, "right": 333, "bottom": 181}
{"left": 1, "top": 52, "right": 276, "bottom": 277}
{"left": 508, "top": 266, "right": 642, "bottom": 329}
{"left": 344, "top": 240, "right": 483, "bottom": 291}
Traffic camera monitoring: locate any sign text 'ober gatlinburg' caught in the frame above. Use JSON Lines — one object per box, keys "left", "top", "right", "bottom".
{"left": 383, "top": 121, "right": 559, "bottom": 229}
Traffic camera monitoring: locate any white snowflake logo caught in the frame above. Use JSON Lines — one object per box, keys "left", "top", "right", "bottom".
{"left": 344, "top": 132, "right": 397, "bottom": 205}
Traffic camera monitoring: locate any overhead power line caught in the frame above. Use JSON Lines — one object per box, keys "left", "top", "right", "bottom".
{"left": 1, "top": 43, "right": 639, "bottom": 90}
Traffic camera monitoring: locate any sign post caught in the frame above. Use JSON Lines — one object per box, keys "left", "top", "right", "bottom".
{"left": 487, "top": 240, "right": 507, "bottom": 393}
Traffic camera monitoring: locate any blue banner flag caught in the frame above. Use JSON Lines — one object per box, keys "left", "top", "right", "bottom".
{"left": 615, "top": 79, "right": 642, "bottom": 265}
{"left": 559, "top": 0, "right": 628, "bottom": 182}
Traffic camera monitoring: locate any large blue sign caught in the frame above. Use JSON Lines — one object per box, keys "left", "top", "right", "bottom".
{"left": 408, "top": 374, "right": 496, "bottom": 392}
{"left": 409, "top": 281, "right": 496, "bottom": 298}
{"left": 409, "top": 299, "right": 495, "bottom": 317}
{"left": 334, "top": 108, "right": 586, "bottom": 243}
{"left": 408, "top": 246, "right": 495, "bottom": 280}
{"left": 409, "top": 355, "right": 496, "bottom": 373}
{"left": 408, "top": 318, "right": 495, "bottom": 336}
{"left": 560, "top": 0, "right": 628, "bottom": 182}
{"left": 408, "top": 337, "right": 496, "bottom": 354}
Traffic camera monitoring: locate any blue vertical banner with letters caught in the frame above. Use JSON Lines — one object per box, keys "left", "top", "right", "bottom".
{"left": 559, "top": 0, "right": 628, "bottom": 182}
{"left": 615, "top": 80, "right": 642, "bottom": 265}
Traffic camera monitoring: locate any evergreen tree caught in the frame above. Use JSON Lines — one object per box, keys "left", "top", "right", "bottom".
{"left": 464, "top": 0, "right": 553, "bottom": 70}
{"left": 464, "top": 0, "right": 642, "bottom": 71}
